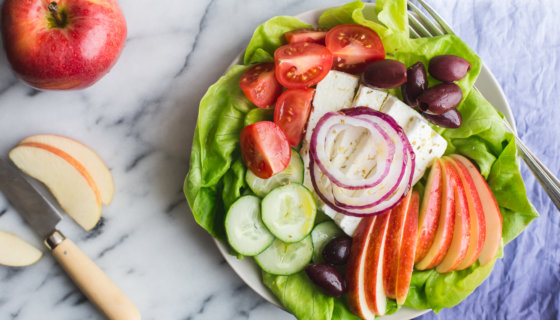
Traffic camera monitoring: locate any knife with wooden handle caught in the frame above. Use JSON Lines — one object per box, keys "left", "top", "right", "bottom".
{"left": 0, "top": 158, "right": 141, "bottom": 320}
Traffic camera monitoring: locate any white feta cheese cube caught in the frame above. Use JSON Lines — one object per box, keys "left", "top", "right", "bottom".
{"left": 405, "top": 117, "right": 448, "bottom": 184}
{"left": 351, "top": 85, "right": 388, "bottom": 110}
{"left": 380, "top": 95, "right": 425, "bottom": 132}
{"left": 321, "top": 205, "right": 362, "bottom": 237}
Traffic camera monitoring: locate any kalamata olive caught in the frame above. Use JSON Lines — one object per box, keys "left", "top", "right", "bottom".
{"left": 305, "top": 263, "right": 347, "bottom": 297}
{"left": 422, "top": 108, "right": 463, "bottom": 128}
{"left": 428, "top": 55, "right": 471, "bottom": 82}
{"left": 361, "top": 59, "right": 407, "bottom": 89}
{"left": 401, "top": 61, "right": 428, "bottom": 107}
{"left": 417, "top": 83, "right": 463, "bottom": 115}
{"left": 322, "top": 236, "right": 352, "bottom": 265}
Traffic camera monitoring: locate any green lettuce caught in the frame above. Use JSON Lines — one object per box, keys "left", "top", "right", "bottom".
{"left": 244, "top": 16, "right": 312, "bottom": 65}
{"left": 184, "top": 64, "right": 252, "bottom": 240}
{"left": 185, "top": 0, "right": 538, "bottom": 318}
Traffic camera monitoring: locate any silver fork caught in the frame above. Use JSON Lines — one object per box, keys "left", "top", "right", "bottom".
{"left": 407, "top": 0, "right": 560, "bottom": 211}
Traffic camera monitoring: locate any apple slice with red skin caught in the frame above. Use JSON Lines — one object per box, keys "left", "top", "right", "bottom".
{"left": 450, "top": 154, "right": 502, "bottom": 265}
{"left": 395, "top": 191, "right": 419, "bottom": 305}
{"left": 20, "top": 134, "right": 114, "bottom": 205}
{"left": 415, "top": 158, "right": 456, "bottom": 270}
{"left": 347, "top": 212, "right": 391, "bottom": 318}
{"left": 346, "top": 216, "right": 378, "bottom": 320}
{"left": 364, "top": 211, "right": 391, "bottom": 316}
{"left": 415, "top": 160, "right": 442, "bottom": 263}
{"left": 9, "top": 144, "right": 102, "bottom": 231}
{"left": 436, "top": 159, "right": 471, "bottom": 273}
{"left": 383, "top": 191, "right": 414, "bottom": 299}
{"left": 447, "top": 156, "right": 486, "bottom": 270}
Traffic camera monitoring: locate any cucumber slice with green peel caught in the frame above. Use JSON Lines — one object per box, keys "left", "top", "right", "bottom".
{"left": 262, "top": 183, "right": 316, "bottom": 243}
{"left": 225, "top": 195, "right": 274, "bottom": 256}
{"left": 311, "top": 221, "right": 345, "bottom": 262}
{"left": 246, "top": 150, "right": 304, "bottom": 197}
{"left": 254, "top": 236, "right": 313, "bottom": 275}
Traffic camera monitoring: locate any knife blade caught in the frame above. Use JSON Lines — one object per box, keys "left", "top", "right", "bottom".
{"left": 0, "top": 158, "right": 62, "bottom": 239}
{"left": 0, "top": 158, "right": 140, "bottom": 320}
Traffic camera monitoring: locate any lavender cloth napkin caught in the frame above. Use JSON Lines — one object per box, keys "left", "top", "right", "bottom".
{"left": 416, "top": 0, "right": 560, "bottom": 319}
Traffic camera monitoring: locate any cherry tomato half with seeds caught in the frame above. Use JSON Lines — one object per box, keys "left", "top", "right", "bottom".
{"left": 285, "top": 28, "right": 328, "bottom": 45}
{"left": 240, "top": 121, "right": 291, "bottom": 179}
{"left": 274, "top": 42, "right": 333, "bottom": 89}
{"left": 239, "top": 63, "right": 283, "bottom": 108}
{"left": 274, "top": 88, "right": 315, "bottom": 146}
{"left": 325, "top": 24, "right": 385, "bottom": 74}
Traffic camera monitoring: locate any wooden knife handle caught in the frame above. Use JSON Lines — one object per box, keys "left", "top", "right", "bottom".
{"left": 51, "top": 237, "right": 141, "bottom": 320}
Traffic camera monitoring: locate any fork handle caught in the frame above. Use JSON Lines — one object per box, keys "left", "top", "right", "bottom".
{"left": 514, "top": 136, "right": 560, "bottom": 211}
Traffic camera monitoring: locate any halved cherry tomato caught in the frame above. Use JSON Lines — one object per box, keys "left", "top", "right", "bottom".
{"left": 325, "top": 24, "right": 385, "bottom": 74}
{"left": 285, "top": 28, "right": 328, "bottom": 44}
{"left": 240, "top": 121, "right": 291, "bottom": 179}
{"left": 239, "top": 63, "right": 283, "bottom": 108}
{"left": 274, "top": 88, "right": 315, "bottom": 146}
{"left": 274, "top": 42, "right": 333, "bottom": 89}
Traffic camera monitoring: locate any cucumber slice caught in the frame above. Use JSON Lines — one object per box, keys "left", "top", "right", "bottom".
{"left": 246, "top": 150, "right": 304, "bottom": 197}
{"left": 262, "top": 183, "right": 316, "bottom": 243}
{"left": 254, "top": 236, "right": 313, "bottom": 275}
{"left": 225, "top": 195, "right": 274, "bottom": 256}
{"left": 311, "top": 221, "right": 345, "bottom": 262}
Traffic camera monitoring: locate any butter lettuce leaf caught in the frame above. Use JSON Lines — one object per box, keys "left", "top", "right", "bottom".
{"left": 244, "top": 16, "right": 312, "bottom": 65}
{"left": 184, "top": 64, "right": 252, "bottom": 240}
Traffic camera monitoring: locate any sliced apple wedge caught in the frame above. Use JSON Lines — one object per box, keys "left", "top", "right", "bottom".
{"left": 451, "top": 154, "right": 502, "bottom": 265}
{"left": 9, "top": 144, "right": 102, "bottom": 231}
{"left": 448, "top": 156, "right": 486, "bottom": 270}
{"left": 436, "top": 159, "right": 470, "bottom": 273}
{"left": 347, "top": 216, "right": 378, "bottom": 320}
{"left": 383, "top": 191, "right": 413, "bottom": 299}
{"left": 395, "top": 191, "right": 419, "bottom": 305}
{"left": 0, "top": 230, "right": 42, "bottom": 267}
{"left": 415, "top": 160, "right": 442, "bottom": 263}
{"left": 365, "top": 211, "right": 391, "bottom": 316}
{"left": 416, "top": 159, "right": 455, "bottom": 270}
{"left": 20, "top": 134, "right": 114, "bottom": 205}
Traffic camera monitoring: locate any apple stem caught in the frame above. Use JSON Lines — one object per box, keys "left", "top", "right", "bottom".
{"left": 48, "top": 2, "right": 65, "bottom": 27}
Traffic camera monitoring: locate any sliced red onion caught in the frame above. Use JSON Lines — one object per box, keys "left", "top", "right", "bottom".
{"left": 308, "top": 107, "right": 417, "bottom": 217}
{"left": 310, "top": 112, "right": 395, "bottom": 190}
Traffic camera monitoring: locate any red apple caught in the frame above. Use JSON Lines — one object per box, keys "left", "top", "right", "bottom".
{"left": 450, "top": 154, "right": 502, "bottom": 266}
{"left": 415, "top": 160, "right": 442, "bottom": 263}
{"left": 448, "top": 156, "right": 486, "bottom": 270}
{"left": 1, "top": 0, "right": 127, "bottom": 90}
{"left": 395, "top": 191, "right": 419, "bottom": 305}
{"left": 415, "top": 159, "right": 456, "bottom": 270}
{"left": 436, "top": 159, "right": 470, "bottom": 273}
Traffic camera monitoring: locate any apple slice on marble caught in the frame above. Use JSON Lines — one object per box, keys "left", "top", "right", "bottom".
{"left": 450, "top": 154, "right": 502, "bottom": 265}
{"left": 9, "top": 144, "right": 102, "bottom": 231}
{"left": 20, "top": 134, "right": 114, "bottom": 205}
{"left": 0, "top": 230, "right": 42, "bottom": 267}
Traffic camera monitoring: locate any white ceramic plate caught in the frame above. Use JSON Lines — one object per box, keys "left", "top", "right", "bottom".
{"left": 214, "top": 4, "right": 515, "bottom": 320}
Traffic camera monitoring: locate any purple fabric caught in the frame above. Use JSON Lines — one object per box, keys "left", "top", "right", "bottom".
{"left": 415, "top": 0, "right": 560, "bottom": 319}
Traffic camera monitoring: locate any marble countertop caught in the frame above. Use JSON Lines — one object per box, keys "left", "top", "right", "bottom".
{"left": 1, "top": 0, "right": 559, "bottom": 319}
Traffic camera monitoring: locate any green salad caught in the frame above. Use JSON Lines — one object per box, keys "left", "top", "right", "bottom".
{"left": 185, "top": 0, "right": 538, "bottom": 318}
